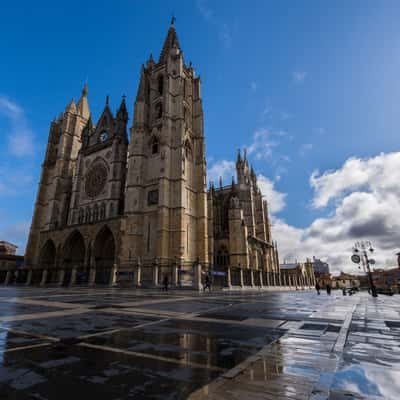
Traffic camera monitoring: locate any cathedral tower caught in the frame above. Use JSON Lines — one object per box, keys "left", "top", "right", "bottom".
{"left": 122, "top": 21, "right": 208, "bottom": 282}
{"left": 25, "top": 85, "right": 90, "bottom": 267}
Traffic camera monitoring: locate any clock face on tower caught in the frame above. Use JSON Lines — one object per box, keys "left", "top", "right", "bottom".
{"left": 100, "top": 131, "right": 108, "bottom": 142}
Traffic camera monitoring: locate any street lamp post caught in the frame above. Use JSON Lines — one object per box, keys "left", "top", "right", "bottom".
{"left": 352, "top": 241, "right": 378, "bottom": 298}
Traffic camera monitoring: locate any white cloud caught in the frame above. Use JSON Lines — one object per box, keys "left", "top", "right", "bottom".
{"left": 0, "top": 95, "right": 35, "bottom": 157}
{"left": 257, "top": 174, "right": 286, "bottom": 214}
{"left": 207, "top": 159, "right": 235, "bottom": 186}
{"left": 292, "top": 70, "right": 307, "bottom": 84}
{"left": 274, "top": 152, "right": 400, "bottom": 274}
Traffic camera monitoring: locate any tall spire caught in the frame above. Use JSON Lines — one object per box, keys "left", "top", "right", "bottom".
{"left": 159, "top": 21, "right": 181, "bottom": 63}
{"left": 76, "top": 83, "right": 90, "bottom": 119}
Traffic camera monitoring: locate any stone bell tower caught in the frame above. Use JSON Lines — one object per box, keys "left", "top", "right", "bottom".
{"left": 122, "top": 21, "right": 208, "bottom": 280}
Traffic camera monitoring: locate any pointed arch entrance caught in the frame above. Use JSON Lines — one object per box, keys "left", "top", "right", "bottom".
{"left": 35, "top": 239, "right": 56, "bottom": 284}
{"left": 94, "top": 227, "right": 115, "bottom": 284}
{"left": 63, "top": 231, "right": 86, "bottom": 285}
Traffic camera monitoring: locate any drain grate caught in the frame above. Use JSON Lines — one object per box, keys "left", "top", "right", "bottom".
{"left": 385, "top": 320, "right": 400, "bottom": 329}
{"left": 326, "top": 325, "right": 341, "bottom": 333}
{"left": 300, "top": 323, "right": 327, "bottom": 331}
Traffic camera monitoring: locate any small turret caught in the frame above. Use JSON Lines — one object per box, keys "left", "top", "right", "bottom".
{"left": 65, "top": 98, "right": 76, "bottom": 114}
{"left": 116, "top": 95, "right": 128, "bottom": 122}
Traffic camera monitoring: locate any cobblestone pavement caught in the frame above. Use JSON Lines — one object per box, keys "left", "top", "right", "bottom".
{"left": 0, "top": 287, "right": 399, "bottom": 399}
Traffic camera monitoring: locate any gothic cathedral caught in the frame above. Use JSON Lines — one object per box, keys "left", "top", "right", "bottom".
{"left": 23, "top": 23, "right": 281, "bottom": 289}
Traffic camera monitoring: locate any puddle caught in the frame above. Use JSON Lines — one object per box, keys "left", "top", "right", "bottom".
{"left": 332, "top": 364, "right": 400, "bottom": 400}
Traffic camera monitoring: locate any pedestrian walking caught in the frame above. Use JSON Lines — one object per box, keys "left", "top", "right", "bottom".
{"left": 342, "top": 287, "right": 347, "bottom": 296}
{"left": 162, "top": 274, "right": 169, "bottom": 291}
{"left": 326, "top": 284, "right": 331, "bottom": 295}
{"left": 315, "top": 281, "right": 321, "bottom": 295}
{"left": 204, "top": 274, "right": 211, "bottom": 292}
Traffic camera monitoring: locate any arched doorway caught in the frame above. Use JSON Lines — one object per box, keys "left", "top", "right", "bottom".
{"left": 35, "top": 239, "right": 56, "bottom": 284}
{"left": 63, "top": 231, "right": 85, "bottom": 286}
{"left": 214, "top": 245, "right": 230, "bottom": 287}
{"left": 94, "top": 227, "right": 115, "bottom": 284}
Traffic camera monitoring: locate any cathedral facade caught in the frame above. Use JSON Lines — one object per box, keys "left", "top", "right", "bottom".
{"left": 17, "top": 23, "right": 289, "bottom": 289}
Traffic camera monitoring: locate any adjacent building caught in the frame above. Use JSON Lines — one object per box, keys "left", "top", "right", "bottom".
{"left": 0, "top": 241, "right": 24, "bottom": 284}
{"left": 279, "top": 260, "right": 316, "bottom": 288}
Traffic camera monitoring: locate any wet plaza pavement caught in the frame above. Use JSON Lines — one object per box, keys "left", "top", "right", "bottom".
{"left": 0, "top": 287, "right": 399, "bottom": 399}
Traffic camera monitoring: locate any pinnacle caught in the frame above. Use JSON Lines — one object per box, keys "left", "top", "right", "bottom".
{"left": 82, "top": 82, "right": 88, "bottom": 97}
{"left": 65, "top": 98, "right": 76, "bottom": 113}
{"left": 159, "top": 23, "right": 180, "bottom": 63}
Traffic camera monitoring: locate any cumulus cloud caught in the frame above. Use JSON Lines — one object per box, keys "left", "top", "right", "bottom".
{"left": 0, "top": 95, "right": 35, "bottom": 157}
{"left": 292, "top": 70, "right": 307, "bottom": 84}
{"left": 207, "top": 159, "right": 235, "bottom": 186}
{"left": 274, "top": 152, "right": 400, "bottom": 273}
{"left": 257, "top": 174, "right": 286, "bottom": 214}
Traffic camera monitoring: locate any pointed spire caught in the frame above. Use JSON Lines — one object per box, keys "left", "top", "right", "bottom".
{"left": 105, "top": 95, "right": 110, "bottom": 106}
{"left": 65, "top": 98, "right": 76, "bottom": 114}
{"left": 147, "top": 53, "right": 154, "bottom": 69}
{"left": 82, "top": 82, "right": 88, "bottom": 97}
{"left": 219, "top": 176, "right": 223, "bottom": 188}
{"left": 117, "top": 95, "right": 128, "bottom": 122}
{"left": 76, "top": 83, "right": 90, "bottom": 119}
{"left": 237, "top": 149, "right": 242, "bottom": 164}
{"left": 243, "top": 148, "right": 247, "bottom": 161}
{"left": 159, "top": 22, "right": 181, "bottom": 63}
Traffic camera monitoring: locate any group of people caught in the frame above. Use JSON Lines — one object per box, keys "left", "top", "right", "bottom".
{"left": 315, "top": 281, "right": 331, "bottom": 295}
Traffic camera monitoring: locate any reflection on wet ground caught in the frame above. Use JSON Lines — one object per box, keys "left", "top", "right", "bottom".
{"left": 0, "top": 287, "right": 399, "bottom": 399}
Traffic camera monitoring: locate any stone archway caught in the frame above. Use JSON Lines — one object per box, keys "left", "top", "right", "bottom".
{"left": 35, "top": 239, "right": 57, "bottom": 284}
{"left": 94, "top": 227, "right": 115, "bottom": 284}
{"left": 63, "top": 231, "right": 85, "bottom": 286}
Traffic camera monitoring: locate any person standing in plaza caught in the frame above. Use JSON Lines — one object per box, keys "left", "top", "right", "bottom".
{"left": 204, "top": 274, "right": 211, "bottom": 292}
{"left": 315, "top": 281, "right": 321, "bottom": 295}
{"left": 326, "top": 283, "right": 331, "bottom": 295}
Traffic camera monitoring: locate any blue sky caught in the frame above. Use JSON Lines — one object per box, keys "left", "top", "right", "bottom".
{"left": 1, "top": 0, "right": 400, "bottom": 273}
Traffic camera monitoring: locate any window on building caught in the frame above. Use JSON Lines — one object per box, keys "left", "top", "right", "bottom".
{"left": 147, "top": 189, "right": 159, "bottom": 206}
